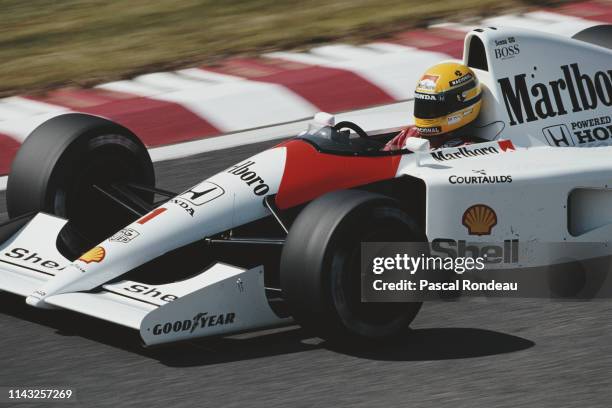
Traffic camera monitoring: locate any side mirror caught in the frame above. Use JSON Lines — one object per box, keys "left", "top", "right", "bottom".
{"left": 403, "top": 137, "right": 430, "bottom": 152}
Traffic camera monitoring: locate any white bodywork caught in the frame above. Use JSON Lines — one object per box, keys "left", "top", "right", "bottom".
{"left": 401, "top": 27, "right": 612, "bottom": 267}
{"left": 0, "top": 27, "right": 611, "bottom": 345}
{"left": 0, "top": 146, "right": 293, "bottom": 345}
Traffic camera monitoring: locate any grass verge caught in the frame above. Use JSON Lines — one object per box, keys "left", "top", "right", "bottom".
{"left": 0, "top": 0, "right": 579, "bottom": 96}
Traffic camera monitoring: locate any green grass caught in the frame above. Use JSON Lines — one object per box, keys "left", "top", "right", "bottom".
{"left": 0, "top": 0, "right": 573, "bottom": 96}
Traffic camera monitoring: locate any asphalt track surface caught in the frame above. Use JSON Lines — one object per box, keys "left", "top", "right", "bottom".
{"left": 0, "top": 140, "right": 611, "bottom": 408}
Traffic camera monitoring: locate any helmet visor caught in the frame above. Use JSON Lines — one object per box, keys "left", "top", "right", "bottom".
{"left": 414, "top": 81, "right": 481, "bottom": 119}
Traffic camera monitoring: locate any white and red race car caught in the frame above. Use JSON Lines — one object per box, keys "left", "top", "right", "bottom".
{"left": 0, "top": 25, "right": 611, "bottom": 345}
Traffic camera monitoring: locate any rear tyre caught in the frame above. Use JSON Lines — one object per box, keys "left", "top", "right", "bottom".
{"left": 280, "top": 189, "right": 425, "bottom": 342}
{"left": 7, "top": 113, "right": 154, "bottom": 258}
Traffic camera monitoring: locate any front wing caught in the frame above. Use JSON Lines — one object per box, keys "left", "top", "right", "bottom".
{"left": 0, "top": 213, "right": 290, "bottom": 345}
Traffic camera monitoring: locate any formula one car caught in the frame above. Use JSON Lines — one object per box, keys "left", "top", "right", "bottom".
{"left": 1, "top": 26, "right": 611, "bottom": 346}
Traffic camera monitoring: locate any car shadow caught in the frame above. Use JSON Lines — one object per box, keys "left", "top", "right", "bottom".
{"left": 323, "top": 327, "right": 535, "bottom": 361}
{"left": 153, "top": 326, "right": 534, "bottom": 367}
{"left": 0, "top": 293, "right": 534, "bottom": 367}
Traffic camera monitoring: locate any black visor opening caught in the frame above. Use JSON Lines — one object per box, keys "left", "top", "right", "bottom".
{"left": 414, "top": 88, "right": 480, "bottom": 119}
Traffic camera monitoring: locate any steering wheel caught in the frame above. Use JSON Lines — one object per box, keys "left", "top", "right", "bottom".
{"left": 333, "top": 121, "right": 370, "bottom": 139}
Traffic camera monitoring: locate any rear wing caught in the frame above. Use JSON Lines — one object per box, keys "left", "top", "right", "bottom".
{"left": 0, "top": 213, "right": 290, "bottom": 345}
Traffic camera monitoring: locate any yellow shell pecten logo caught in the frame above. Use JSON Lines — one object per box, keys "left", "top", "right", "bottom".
{"left": 462, "top": 204, "right": 497, "bottom": 236}
{"left": 78, "top": 246, "right": 106, "bottom": 264}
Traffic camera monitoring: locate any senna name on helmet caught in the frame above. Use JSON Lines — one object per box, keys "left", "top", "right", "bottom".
{"left": 414, "top": 62, "right": 482, "bottom": 137}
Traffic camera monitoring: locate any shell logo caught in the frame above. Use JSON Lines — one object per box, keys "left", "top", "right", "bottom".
{"left": 462, "top": 204, "right": 497, "bottom": 236}
{"left": 78, "top": 246, "right": 106, "bottom": 264}
{"left": 417, "top": 74, "right": 439, "bottom": 92}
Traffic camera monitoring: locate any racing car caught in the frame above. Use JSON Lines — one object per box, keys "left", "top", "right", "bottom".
{"left": 0, "top": 25, "right": 611, "bottom": 346}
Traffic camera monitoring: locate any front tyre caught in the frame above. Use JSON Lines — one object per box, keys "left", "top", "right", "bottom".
{"left": 280, "top": 189, "right": 425, "bottom": 342}
{"left": 7, "top": 113, "right": 154, "bottom": 258}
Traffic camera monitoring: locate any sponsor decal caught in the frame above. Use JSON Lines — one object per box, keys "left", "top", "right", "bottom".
{"left": 179, "top": 181, "right": 225, "bottom": 206}
{"left": 137, "top": 207, "right": 167, "bottom": 225}
{"left": 432, "top": 238, "right": 519, "bottom": 264}
{"left": 123, "top": 284, "right": 178, "bottom": 303}
{"left": 462, "top": 204, "right": 497, "bottom": 236}
{"left": 449, "top": 72, "right": 474, "bottom": 87}
{"left": 447, "top": 114, "right": 462, "bottom": 125}
{"left": 414, "top": 92, "right": 439, "bottom": 101}
{"left": 151, "top": 312, "right": 236, "bottom": 336}
{"left": 172, "top": 181, "right": 225, "bottom": 217}
{"left": 109, "top": 228, "right": 140, "bottom": 243}
{"left": 430, "top": 141, "right": 514, "bottom": 161}
{"left": 543, "top": 115, "right": 612, "bottom": 147}
{"left": 494, "top": 37, "right": 520, "bottom": 60}
{"left": 417, "top": 74, "right": 439, "bottom": 91}
{"left": 499, "top": 63, "right": 612, "bottom": 126}
{"left": 543, "top": 124, "right": 573, "bottom": 146}
{"left": 418, "top": 126, "right": 442, "bottom": 135}
{"left": 172, "top": 198, "right": 195, "bottom": 217}
{"left": 227, "top": 161, "right": 270, "bottom": 196}
{"left": 449, "top": 170, "right": 512, "bottom": 185}
{"left": 78, "top": 246, "right": 106, "bottom": 264}
{"left": 2, "top": 248, "right": 66, "bottom": 272}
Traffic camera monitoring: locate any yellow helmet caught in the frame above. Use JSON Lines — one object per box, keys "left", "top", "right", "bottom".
{"left": 414, "top": 62, "right": 482, "bottom": 137}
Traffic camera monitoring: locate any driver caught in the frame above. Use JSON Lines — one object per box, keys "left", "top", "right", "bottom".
{"left": 384, "top": 62, "right": 483, "bottom": 151}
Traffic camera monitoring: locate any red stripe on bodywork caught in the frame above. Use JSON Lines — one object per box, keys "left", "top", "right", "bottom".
{"left": 27, "top": 89, "right": 220, "bottom": 146}
{"left": 206, "top": 58, "right": 396, "bottom": 112}
{"left": 275, "top": 140, "right": 402, "bottom": 210}
{"left": 390, "top": 28, "right": 465, "bottom": 59}
{"left": 0, "top": 133, "right": 20, "bottom": 175}
{"left": 137, "top": 207, "right": 167, "bottom": 224}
